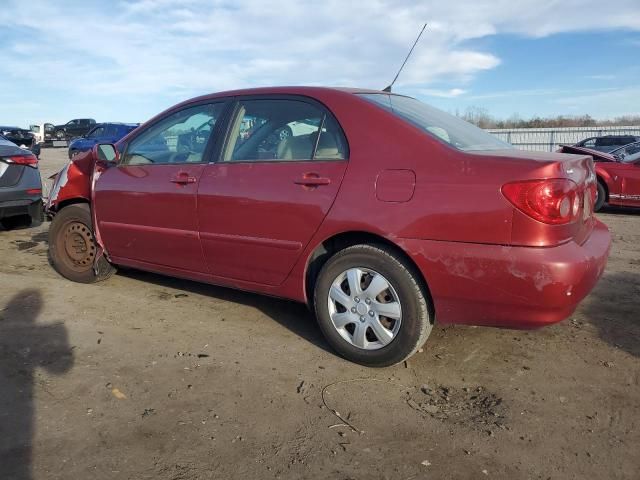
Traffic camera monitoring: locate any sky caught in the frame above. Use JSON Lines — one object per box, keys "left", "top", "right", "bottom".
{"left": 0, "top": 0, "right": 639, "bottom": 127}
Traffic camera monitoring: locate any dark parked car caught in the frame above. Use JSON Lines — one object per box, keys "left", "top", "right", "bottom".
{"left": 0, "top": 125, "right": 38, "bottom": 153}
{"left": 574, "top": 135, "right": 640, "bottom": 153}
{"left": 68, "top": 123, "right": 139, "bottom": 158}
{"left": 45, "top": 87, "right": 610, "bottom": 366}
{"left": 53, "top": 118, "right": 96, "bottom": 141}
{"left": 0, "top": 135, "right": 42, "bottom": 230}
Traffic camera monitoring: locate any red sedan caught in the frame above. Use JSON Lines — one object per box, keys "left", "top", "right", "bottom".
{"left": 45, "top": 87, "right": 610, "bottom": 366}
{"left": 558, "top": 143, "right": 640, "bottom": 211}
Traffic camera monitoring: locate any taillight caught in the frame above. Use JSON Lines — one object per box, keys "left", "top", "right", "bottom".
{"left": 2, "top": 154, "right": 38, "bottom": 168}
{"left": 502, "top": 178, "right": 582, "bottom": 225}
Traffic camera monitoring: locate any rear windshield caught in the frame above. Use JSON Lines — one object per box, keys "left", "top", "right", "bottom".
{"left": 359, "top": 93, "right": 512, "bottom": 152}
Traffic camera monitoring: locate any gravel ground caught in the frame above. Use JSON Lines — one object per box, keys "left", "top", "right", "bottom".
{"left": 1, "top": 147, "right": 638, "bottom": 480}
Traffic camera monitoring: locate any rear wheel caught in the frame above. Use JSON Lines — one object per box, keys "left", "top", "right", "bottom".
{"left": 595, "top": 181, "right": 606, "bottom": 212}
{"left": 314, "top": 244, "right": 432, "bottom": 367}
{"left": 48, "top": 203, "right": 116, "bottom": 283}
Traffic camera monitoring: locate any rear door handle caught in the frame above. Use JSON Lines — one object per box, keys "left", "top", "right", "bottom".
{"left": 294, "top": 173, "right": 331, "bottom": 187}
{"left": 170, "top": 172, "right": 197, "bottom": 185}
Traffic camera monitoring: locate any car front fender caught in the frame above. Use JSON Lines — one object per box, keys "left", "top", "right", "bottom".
{"left": 45, "top": 150, "right": 95, "bottom": 213}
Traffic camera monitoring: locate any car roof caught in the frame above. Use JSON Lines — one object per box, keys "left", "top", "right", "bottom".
{"left": 182, "top": 86, "right": 388, "bottom": 104}
{"left": 150, "top": 86, "right": 397, "bottom": 123}
{"left": 599, "top": 134, "right": 638, "bottom": 138}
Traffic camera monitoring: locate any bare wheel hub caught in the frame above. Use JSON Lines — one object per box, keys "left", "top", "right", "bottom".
{"left": 63, "top": 222, "right": 96, "bottom": 267}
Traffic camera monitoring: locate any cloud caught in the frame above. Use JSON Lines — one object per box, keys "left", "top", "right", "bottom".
{"left": 420, "top": 88, "right": 468, "bottom": 98}
{"left": 585, "top": 74, "right": 616, "bottom": 81}
{"left": 0, "top": 0, "right": 639, "bottom": 123}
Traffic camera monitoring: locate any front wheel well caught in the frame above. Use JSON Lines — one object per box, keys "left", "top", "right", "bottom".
{"left": 596, "top": 175, "right": 609, "bottom": 201}
{"left": 304, "top": 231, "right": 435, "bottom": 318}
{"left": 52, "top": 197, "right": 90, "bottom": 214}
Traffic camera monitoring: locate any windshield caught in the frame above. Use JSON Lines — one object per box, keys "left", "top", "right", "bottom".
{"left": 611, "top": 141, "right": 640, "bottom": 163}
{"left": 359, "top": 93, "right": 512, "bottom": 152}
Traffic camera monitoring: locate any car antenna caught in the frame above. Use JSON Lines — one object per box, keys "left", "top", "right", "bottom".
{"left": 383, "top": 23, "right": 428, "bottom": 93}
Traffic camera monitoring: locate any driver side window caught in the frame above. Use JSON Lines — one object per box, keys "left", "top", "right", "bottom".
{"left": 88, "top": 126, "right": 105, "bottom": 138}
{"left": 122, "top": 103, "right": 224, "bottom": 166}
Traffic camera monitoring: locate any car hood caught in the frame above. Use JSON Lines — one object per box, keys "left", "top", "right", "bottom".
{"left": 557, "top": 145, "right": 617, "bottom": 162}
{"left": 69, "top": 137, "right": 97, "bottom": 148}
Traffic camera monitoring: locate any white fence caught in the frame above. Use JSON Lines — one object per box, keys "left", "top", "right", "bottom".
{"left": 486, "top": 125, "right": 640, "bottom": 152}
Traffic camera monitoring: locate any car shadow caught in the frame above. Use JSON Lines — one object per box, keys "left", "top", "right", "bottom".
{"left": 599, "top": 205, "right": 640, "bottom": 216}
{"left": 117, "top": 269, "right": 332, "bottom": 354}
{"left": 0, "top": 215, "right": 37, "bottom": 232}
{"left": 581, "top": 272, "right": 640, "bottom": 358}
{"left": 0, "top": 289, "right": 74, "bottom": 480}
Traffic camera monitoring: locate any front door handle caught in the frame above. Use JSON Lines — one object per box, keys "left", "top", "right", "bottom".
{"left": 294, "top": 173, "right": 331, "bottom": 187}
{"left": 170, "top": 172, "right": 197, "bottom": 185}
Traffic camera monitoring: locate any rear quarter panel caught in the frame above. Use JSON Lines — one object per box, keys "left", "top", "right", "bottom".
{"left": 277, "top": 91, "right": 600, "bottom": 302}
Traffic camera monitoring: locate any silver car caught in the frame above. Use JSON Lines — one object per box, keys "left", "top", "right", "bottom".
{"left": 0, "top": 135, "right": 43, "bottom": 230}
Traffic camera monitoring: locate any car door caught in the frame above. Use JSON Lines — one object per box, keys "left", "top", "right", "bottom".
{"left": 197, "top": 96, "right": 349, "bottom": 286}
{"left": 619, "top": 144, "right": 640, "bottom": 206}
{"left": 93, "top": 101, "right": 228, "bottom": 272}
{"left": 65, "top": 120, "right": 79, "bottom": 137}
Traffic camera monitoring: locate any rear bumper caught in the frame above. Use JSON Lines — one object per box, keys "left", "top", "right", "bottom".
{"left": 0, "top": 197, "right": 43, "bottom": 224}
{"left": 401, "top": 220, "right": 611, "bottom": 328}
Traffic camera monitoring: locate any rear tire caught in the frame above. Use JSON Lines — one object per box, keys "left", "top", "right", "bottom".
{"left": 595, "top": 181, "right": 606, "bottom": 212}
{"left": 314, "top": 244, "right": 433, "bottom": 367}
{"left": 48, "top": 203, "right": 116, "bottom": 283}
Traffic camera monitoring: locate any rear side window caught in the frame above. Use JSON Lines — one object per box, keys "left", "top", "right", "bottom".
{"left": 222, "top": 99, "right": 348, "bottom": 162}
{"left": 359, "top": 93, "right": 511, "bottom": 152}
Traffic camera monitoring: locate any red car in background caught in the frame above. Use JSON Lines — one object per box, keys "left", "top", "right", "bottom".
{"left": 558, "top": 143, "right": 640, "bottom": 211}
{"left": 45, "top": 87, "right": 610, "bottom": 366}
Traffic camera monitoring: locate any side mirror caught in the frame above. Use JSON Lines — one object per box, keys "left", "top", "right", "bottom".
{"left": 92, "top": 143, "right": 119, "bottom": 166}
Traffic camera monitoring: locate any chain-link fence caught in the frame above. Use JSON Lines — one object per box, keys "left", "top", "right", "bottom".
{"left": 486, "top": 126, "right": 640, "bottom": 152}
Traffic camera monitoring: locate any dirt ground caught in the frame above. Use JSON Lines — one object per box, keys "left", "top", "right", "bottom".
{"left": 1, "top": 148, "right": 638, "bottom": 480}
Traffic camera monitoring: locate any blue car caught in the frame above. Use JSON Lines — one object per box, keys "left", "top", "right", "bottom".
{"left": 68, "top": 123, "right": 139, "bottom": 159}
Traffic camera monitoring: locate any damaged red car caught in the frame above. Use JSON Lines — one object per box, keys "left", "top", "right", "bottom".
{"left": 45, "top": 87, "right": 611, "bottom": 367}
{"left": 558, "top": 143, "right": 640, "bottom": 211}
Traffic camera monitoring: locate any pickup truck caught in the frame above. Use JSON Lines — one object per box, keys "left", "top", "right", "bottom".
{"left": 52, "top": 118, "right": 96, "bottom": 141}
